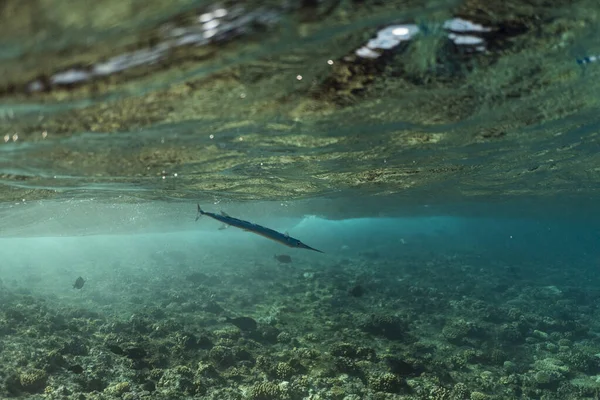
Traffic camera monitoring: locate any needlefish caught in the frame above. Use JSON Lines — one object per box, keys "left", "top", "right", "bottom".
{"left": 195, "top": 204, "right": 324, "bottom": 253}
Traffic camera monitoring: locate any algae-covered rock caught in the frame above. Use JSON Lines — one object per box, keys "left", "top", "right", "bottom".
{"left": 334, "top": 356, "right": 362, "bottom": 375}
{"left": 196, "top": 361, "right": 222, "bottom": 387}
{"left": 75, "top": 373, "right": 107, "bottom": 392}
{"left": 503, "top": 360, "right": 518, "bottom": 373}
{"left": 331, "top": 342, "right": 360, "bottom": 358}
{"left": 60, "top": 336, "right": 89, "bottom": 356}
{"left": 558, "top": 349, "right": 600, "bottom": 374}
{"left": 452, "top": 382, "right": 470, "bottom": 399}
{"left": 43, "top": 384, "right": 71, "bottom": 397}
{"left": 532, "top": 329, "right": 549, "bottom": 340}
{"left": 249, "top": 381, "right": 289, "bottom": 400}
{"left": 205, "top": 387, "right": 244, "bottom": 400}
{"left": 175, "top": 331, "right": 213, "bottom": 350}
{"left": 470, "top": 391, "right": 488, "bottom": 400}
{"left": 442, "top": 319, "right": 483, "bottom": 344}
{"left": 359, "top": 314, "right": 408, "bottom": 341}
{"left": 275, "top": 362, "right": 295, "bottom": 380}
{"left": 368, "top": 372, "right": 403, "bottom": 393}
{"left": 40, "top": 349, "right": 68, "bottom": 372}
{"left": 276, "top": 331, "right": 292, "bottom": 344}
{"left": 533, "top": 358, "right": 570, "bottom": 375}
{"left": 558, "top": 339, "right": 572, "bottom": 347}
{"left": 330, "top": 342, "right": 375, "bottom": 360}
{"left": 533, "top": 370, "right": 561, "bottom": 386}
{"left": 18, "top": 368, "right": 47, "bottom": 393}
{"left": 255, "top": 355, "right": 272, "bottom": 372}
{"left": 289, "top": 375, "right": 310, "bottom": 398}
{"left": 532, "top": 358, "right": 570, "bottom": 388}
{"left": 157, "top": 365, "right": 204, "bottom": 396}
{"left": 209, "top": 345, "right": 236, "bottom": 368}
{"left": 104, "top": 381, "right": 131, "bottom": 396}
{"left": 498, "top": 322, "right": 525, "bottom": 343}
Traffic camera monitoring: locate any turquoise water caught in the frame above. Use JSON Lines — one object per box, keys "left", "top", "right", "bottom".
{"left": 2, "top": 197, "right": 600, "bottom": 398}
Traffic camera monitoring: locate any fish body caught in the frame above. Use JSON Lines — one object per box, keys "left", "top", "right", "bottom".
{"left": 348, "top": 284, "right": 365, "bottom": 297}
{"left": 274, "top": 254, "right": 292, "bottom": 263}
{"left": 73, "top": 277, "right": 85, "bottom": 289}
{"left": 196, "top": 204, "right": 323, "bottom": 253}
{"left": 225, "top": 316, "right": 257, "bottom": 331}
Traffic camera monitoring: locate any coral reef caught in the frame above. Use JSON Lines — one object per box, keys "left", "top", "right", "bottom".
{"left": 2, "top": 244, "right": 600, "bottom": 400}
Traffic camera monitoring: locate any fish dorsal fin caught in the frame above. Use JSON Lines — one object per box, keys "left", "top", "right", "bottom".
{"left": 284, "top": 231, "right": 289, "bottom": 238}
{"left": 220, "top": 211, "right": 230, "bottom": 217}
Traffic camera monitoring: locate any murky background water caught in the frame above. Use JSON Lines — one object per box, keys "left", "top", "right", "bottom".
{"left": 2, "top": 1, "right": 600, "bottom": 399}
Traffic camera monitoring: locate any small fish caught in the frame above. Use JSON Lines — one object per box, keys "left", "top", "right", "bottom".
{"left": 348, "top": 284, "right": 365, "bottom": 297}
{"left": 274, "top": 254, "right": 292, "bottom": 263}
{"left": 577, "top": 55, "right": 600, "bottom": 65}
{"left": 225, "top": 316, "right": 257, "bottom": 331}
{"left": 73, "top": 277, "right": 85, "bottom": 289}
{"left": 67, "top": 365, "right": 84, "bottom": 374}
{"left": 195, "top": 204, "right": 324, "bottom": 253}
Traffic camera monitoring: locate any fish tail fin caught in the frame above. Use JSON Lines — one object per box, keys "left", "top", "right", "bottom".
{"left": 195, "top": 204, "right": 204, "bottom": 221}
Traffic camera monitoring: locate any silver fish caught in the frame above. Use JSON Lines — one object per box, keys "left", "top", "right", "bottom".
{"left": 195, "top": 204, "right": 324, "bottom": 253}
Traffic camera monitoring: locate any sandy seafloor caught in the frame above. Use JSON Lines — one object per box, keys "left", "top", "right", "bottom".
{"left": 2, "top": 215, "right": 600, "bottom": 400}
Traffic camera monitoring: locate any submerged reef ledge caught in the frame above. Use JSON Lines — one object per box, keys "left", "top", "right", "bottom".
{"left": 2, "top": 248, "right": 600, "bottom": 399}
